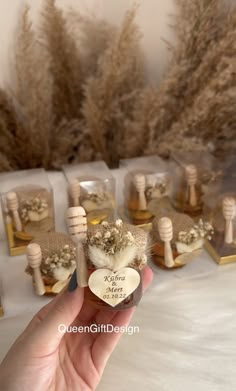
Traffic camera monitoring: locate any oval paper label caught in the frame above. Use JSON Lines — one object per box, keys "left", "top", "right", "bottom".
{"left": 88, "top": 267, "right": 141, "bottom": 307}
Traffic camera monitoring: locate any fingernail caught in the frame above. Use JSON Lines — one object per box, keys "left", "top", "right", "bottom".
{"left": 68, "top": 271, "right": 77, "bottom": 292}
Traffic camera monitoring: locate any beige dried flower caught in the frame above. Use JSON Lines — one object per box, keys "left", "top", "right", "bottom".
{"left": 178, "top": 219, "right": 214, "bottom": 244}
{"left": 82, "top": 3, "right": 145, "bottom": 166}
{"left": 87, "top": 220, "right": 138, "bottom": 271}
{"left": 41, "top": 244, "right": 76, "bottom": 278}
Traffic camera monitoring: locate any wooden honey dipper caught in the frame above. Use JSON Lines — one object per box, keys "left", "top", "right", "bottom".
{"left": 68, "top": 179, "right": 80, "bottom": 207}
{"left": 6, "top": 192, "right": 22, "bottom": 232}
{"left": 134, "top": 173, "right": 147, "bottom": 210}
{"left": 26, "top": 243, "right": 45, "bottom": 296}
{"left": 66, "top": 207, "right": 88, "bottom": 287}
{"left": 185, "top": 164, "right": 198, "bottom": 207}
{"left": 158, "top": 217, "right": 175, "bottom": 268}
{"left": 222, "top": 197, "right": 235, "bottom": 244}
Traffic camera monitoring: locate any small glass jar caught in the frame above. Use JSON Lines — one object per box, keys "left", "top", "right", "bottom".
{"left": 63, "top": 161, "right": 116, "bottom": 226}
{"left": 204, "top": 178, "right": 236, "bottom": 264}
{"left": 151, "top": 213, "right": 213, "bottom": 269}
{"left": 119, "top": 156, "right": 170, "bottom": 227}
{"left": 170, "top": 151, "right": 221, "bottom": 217}
{"left": 84, "top": 221, "right": 148, "bottom": 311}
{"left": 26, "top": 232, "right": 77, "bottom": 295}
{"left": 0, "top": 169, "right": 55, "bottom": 256}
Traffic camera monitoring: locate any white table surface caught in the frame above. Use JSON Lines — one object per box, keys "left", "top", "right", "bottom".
{"left": 0, "top": 171, "right": 236, "bottom": 391}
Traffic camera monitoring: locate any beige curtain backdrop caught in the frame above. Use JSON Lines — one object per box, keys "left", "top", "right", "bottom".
{"left": 0, "top": 0, "right": 175, "bottom": 86}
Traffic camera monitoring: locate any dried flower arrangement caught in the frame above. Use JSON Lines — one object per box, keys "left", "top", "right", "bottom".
{"left": 133, "top": 0, "right": 236, "bottom": 159}
{"left": 87, "top": 219, "right": 147, "bottom": 271}
{"left": 20, "top": 197, "right": 49, "bottom": 223}
{"left": 0, "top": 0, "right": 235, "bottom": 170}
{"left": 176, "top": 219, "right": 214, "bottom": 254}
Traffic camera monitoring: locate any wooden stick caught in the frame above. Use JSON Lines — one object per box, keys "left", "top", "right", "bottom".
{"left": 6, "top": 192, "right": 22, "bottom": 232}
{"left": 66, "top": 207, "right": 88, "bottom": 287}
{"left": 158, "top": 217, "right": 174, "bottom": 268}
{"left": 134, "top": 174, "right": 147, "bottom": 210}
{"left": 185, "top": 165, "right": 198, "bottom": 207}
{"left": 68, "top": 179, "right": 80, "bottom": 207}
{"left": 222, "top": 197, "right": 235, "bottom": 244}
{"left": 27, "top": 243, "right": 45, "bottom": 296}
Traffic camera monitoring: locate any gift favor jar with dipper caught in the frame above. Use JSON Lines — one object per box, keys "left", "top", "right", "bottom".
{"left": 169, "top": 151, "right": 221, "bottom": 218}
{"left": 151, "top": 204, "right": 214, "bottom": 269}
{"left": 63, "top": 161, "right": 115, "bottom": 226}
{"left": 26, "top": 232, "right": 77, "bottom": 295}
{"left": 0, "top": 169, "right": 55, "bottom": 256}
{"left": 119, "top": 156, "right": 170, "bottom": 227}
{"left": 204, "top": 180, "right": 236, "bottom": 264}
{"left": 66, "top": 206, "right": 148, "bottom": 310}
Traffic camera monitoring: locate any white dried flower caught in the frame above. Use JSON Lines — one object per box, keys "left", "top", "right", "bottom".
{"left": 104, "top": 231, "right": 111, "bottom": 239}
{"left": 177, "top": 219, "right": 214, "bottom": 245}
{"left": 115, "top": 219, "right": 123, "bottom": 227}
{"left": 101, "top": 221, "right": 109, "bottom": 227}
{"left": 126, "top": 231, "right": 135, "bottom": 244}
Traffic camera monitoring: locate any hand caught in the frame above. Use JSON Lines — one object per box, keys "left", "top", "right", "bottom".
{"left": 0, "top": 267, "right": 153, "bottom": 391}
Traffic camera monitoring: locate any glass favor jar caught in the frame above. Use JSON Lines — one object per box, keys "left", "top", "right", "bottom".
{"left": 26, "top": 232, "right": 77, "bottom": 295}
{"left": 0, "top": 169, "right": 55, "bottom": 256}
{"left": 63, "top": 161, "right": 116, "bottom": 226}
{"left": 120, "top": 156, "right": 170, "bottom": 226}
{"left": 170, "top": 151, "right": 221, "bottom": 217}
{"left": 204, "top": 178, "right": 236, "bottom": 264}
{"left": 151, "top": 212, "right": 213, "bottom": 269}
{"left": 78, "top": 220, "right": 148, "bottom": 311}
{"left": 65, "top": 206, "right": 148, "bottom": 310}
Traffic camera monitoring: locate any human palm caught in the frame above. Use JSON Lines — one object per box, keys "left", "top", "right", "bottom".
{"left": 0, "top": 267, "right": 152, "bottom": 391}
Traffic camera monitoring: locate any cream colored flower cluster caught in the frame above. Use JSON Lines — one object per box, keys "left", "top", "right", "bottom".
{"left": 88, "top": 219, "right": 135, "bottom": 255}
{"left": 86, "top": 190, "right": 112, "bottom": 206}
{"left": 20, "top": 197, "right": 48, "bottom": 223}
{"left": 41, "top": 244, "right": 76, "bottom": 277}
{"left": 178, "top": 219, "right": 214, "bottom": 245}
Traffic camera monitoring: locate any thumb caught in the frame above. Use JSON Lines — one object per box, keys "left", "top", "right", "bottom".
{"left": 33, "top": 282, "right": 84, "bottom": 350}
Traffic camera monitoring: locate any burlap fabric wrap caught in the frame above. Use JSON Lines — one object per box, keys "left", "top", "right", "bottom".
{"left": 151, "top": 207, "right": 194, "bottom": 243}
{"left": 31, "top": 232, "right": 75, "bottom": 259}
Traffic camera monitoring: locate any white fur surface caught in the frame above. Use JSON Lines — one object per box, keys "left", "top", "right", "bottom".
{"left": 98, "top": 259, "right": 236, "bottom": 391}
